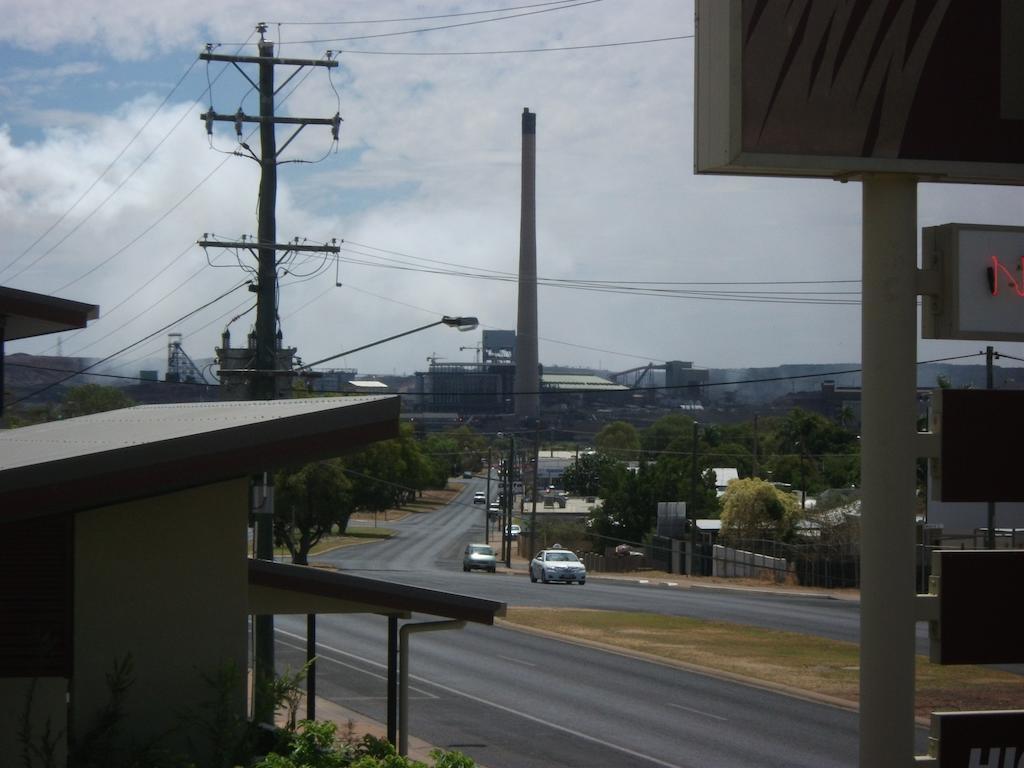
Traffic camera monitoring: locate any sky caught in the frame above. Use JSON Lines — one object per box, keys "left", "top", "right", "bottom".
{"left": 2, "top": 0, "right": 1024, "bottom": 381}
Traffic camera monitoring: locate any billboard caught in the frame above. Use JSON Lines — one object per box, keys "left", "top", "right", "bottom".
{"left": 929, "top": 550, "right": 1024, "bottom": 665}
{"left": 695, "top": 1, "right": 1024, "bottom": 183}
{"left": 922, "top": 224, "right": 1024, "bottom": 342}
{"left": 931, "top": 389, "right": 1024, "bottom": 503}
{"left": 929, "top": 711, "right": 1024, "bottom": 767}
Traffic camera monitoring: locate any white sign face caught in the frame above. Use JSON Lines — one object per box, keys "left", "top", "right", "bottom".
{"left": 922, "top": 224, "right": 1024, "bottom": 342}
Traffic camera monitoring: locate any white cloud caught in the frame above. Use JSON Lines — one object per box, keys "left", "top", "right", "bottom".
{"left": 3, "top": 0, "right": 1024, "bottom": 379}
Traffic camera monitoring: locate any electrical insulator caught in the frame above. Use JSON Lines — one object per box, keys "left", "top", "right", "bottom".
{"left": 331, "top": 113, "right": 342, "bottom": 141}
{"left": 234, "top": 109, "right": 244, "bottom": 140}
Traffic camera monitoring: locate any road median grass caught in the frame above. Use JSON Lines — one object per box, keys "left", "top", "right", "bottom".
{"left": 501, "top": 607, "right": 1024, "bottom": 718}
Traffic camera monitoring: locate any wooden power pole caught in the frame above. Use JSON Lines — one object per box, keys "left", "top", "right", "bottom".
{"left": 197, "top": 23, "right": 341, "bottom": 724}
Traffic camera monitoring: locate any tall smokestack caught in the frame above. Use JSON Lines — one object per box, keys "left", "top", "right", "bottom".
{"left": 515, "top": 107, "right": 539, "bottom": 423}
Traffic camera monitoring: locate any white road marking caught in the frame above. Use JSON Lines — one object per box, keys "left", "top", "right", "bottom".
{"left": 276, "top": 627, "right": 690, "bottom": 768}
{"left": 496, "top": 654, "right": 536, "bottom": 667}
{"left": 667, "top": 702, "right": 728, "bottom": 722}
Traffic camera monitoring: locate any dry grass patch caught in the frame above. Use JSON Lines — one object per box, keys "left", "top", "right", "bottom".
{"left": 503, "top": 607, "right": 1024, "bottom": 716}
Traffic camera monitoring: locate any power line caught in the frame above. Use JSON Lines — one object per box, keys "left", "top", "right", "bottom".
{"left": 220, "top": 0, "right": 606, "bottom": 46}
{"left": 340, "top": 35, "right": 692, "bottom": 56}
{"left": 270, "top": 1, "right": 587, "bottom": 26}
{"left": 0, "top": 58, "right": 201, "bottom": 280}
{"left": 7, "top": 281, "right": 251, "bottom": 406}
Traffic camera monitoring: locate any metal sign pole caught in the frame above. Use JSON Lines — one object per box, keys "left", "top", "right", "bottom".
{"left": 859, "top": 174, "right": 919, "bottom": 767}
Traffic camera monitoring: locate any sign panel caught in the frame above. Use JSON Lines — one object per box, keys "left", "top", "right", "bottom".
{"left": 695, "top": 1, "right": 1024, "bottom": 183}
{"left": 929, "top": 550, "right": 1024, "bottom": 665}
{"left": 922, "top": 224, "right": 1024, "bottom": 342}
{"left": 932, "top": 389, "right": 1024, "bottom": 503}
{"left": 930, "top": 710, "right": 1024, "bottom": 767}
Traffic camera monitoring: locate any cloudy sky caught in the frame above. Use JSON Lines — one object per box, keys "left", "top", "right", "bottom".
{"left": 2, "top": 0, "right": 1024, "bottom": 381}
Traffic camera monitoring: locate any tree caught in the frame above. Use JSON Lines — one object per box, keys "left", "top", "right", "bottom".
{"left": 561, "top": 452, "right": 619, "bottom": 497}
{"left": 594, "top": 421, "right": 640, "bottom": 460}
{"left": 274, "top": 459, "right": 352, "bottom": 565}
{"left": 719, "top": 477, "right": 801, "bottom": 541}
{"left": 61, "top": 384, "right": 134, "bottom": 417}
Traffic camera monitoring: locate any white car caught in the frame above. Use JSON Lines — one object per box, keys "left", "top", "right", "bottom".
{"left": 505, "top": 524, "right": 521, "bottom": 539}
{"left": 473, "top": 491, "right": 486, "bottom": 504}
{"left": 530, "top": 548, "right": 586, "bottom": 585}
{"left": 462, "top": 543, "right": 497, "bottom": 573}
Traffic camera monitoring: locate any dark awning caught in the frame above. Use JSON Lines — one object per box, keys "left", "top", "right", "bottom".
{"left": 1, "top": 286, "right": 99, "bottom": 341}
{"left": 248, "top": 559, "right": 506, "bottom": 625}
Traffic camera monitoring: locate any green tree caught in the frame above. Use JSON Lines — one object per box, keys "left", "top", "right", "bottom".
{"left": 719, "top": 477, "right": 801, "bottom": 541}
{"left": 594, "top": 421, "right": 640, "bottom": 460}
{"left": 640, "top": 413, "right": 695, "bottom": 458}
{"left": 274, "top": 460, "right": 352, "bottom": 565}
{"left": 561, "top": 452, "right": 619, "bottom": 497}
{"left": 60, "top": 384, "right": 134, "bottom": 417}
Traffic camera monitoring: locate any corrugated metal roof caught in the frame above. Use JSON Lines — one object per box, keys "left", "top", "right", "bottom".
{"left": 0, "top": 396, "right": 399, "bottom": 520}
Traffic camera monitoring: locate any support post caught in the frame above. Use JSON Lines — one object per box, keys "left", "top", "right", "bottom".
{"left": 387, "top": 615, "right": 398, "bottom": 746}
{"left": 398, "top": 620, "right": 465, "bottom": 756}
{"left": 253, "top": 475, "right": 275, "bottom": 723}
{"left": 986, "top": 345, "right": 996, "bottom": 549}
{"left": 859, "top": 175, "right": 918, "bottom": 768}
{"left": 306, "top": 614, "right": 316, "bottom": 721}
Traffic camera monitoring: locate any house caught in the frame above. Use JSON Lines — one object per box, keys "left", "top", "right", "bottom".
{"left": 0, "top": 396, "right": 505, "bottom": 763}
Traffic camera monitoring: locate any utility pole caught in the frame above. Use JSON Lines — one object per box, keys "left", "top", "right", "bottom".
{"left": 198, "top": 24, "right": 341, "bottom": 725}
{"left": 485, "top": 447, "right": 492, "bottom": 542}
{"left": 199, "top": 25, "right": 340, "bottom": 401}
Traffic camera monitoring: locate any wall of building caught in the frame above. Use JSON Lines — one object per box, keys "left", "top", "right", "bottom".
{"left": 72, "top": 478, "right": 249, "bottom": 761}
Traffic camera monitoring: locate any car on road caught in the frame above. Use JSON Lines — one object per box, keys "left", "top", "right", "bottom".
{"left": 530, "top": 548, "right": 586, "bottom": 584}
{"left": 473, "top": 491, "right": 486, "bottom": 504}
{"left": 505, "top": 524, "right": 521, "bottom": 539}
{"left": 462, "top": 470, "right": 474, "bottom": 479}
{"left": 463, "top": 543, "right": 497, "bottom": 573}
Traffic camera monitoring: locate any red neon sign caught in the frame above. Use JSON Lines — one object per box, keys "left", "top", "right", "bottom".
{"left": 987, "top": 255, "right": 1024, "bottom": 296}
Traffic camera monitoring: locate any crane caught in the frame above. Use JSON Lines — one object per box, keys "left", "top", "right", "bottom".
{"left": 460, "top": 343, "right": 482, "bottom": 363}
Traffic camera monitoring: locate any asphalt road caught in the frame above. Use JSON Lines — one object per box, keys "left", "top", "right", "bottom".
{"left": 276, "top": 613, "right": 867, "bottom": 768}
{"left": 295, "top": 476, "right": 931, "bottom": 766}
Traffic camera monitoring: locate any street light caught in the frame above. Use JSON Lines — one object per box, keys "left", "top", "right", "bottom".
{"left": 297, "top": 315, "right": 479, "bottom": 370}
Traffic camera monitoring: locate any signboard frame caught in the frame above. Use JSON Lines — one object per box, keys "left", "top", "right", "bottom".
{"left": 928, "top": 549, "right": 1024, "bottom": 665}
{"left": 929, "top": 710, "right": 1024, "bottom": 767}
{"left": 931, "top": 389, "right": 1024, "bottom": 504}
{"left": 695, "top": 1, "right": 1024, "bottom": 184}
{"left": 922, "top": 223, "right": 1024, "bottom": 342}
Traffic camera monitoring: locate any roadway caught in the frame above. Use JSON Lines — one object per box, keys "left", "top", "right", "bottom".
{"left": 278, "top": 476, "right": 929, "bottom": 766}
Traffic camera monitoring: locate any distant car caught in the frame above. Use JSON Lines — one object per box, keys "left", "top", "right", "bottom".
{"left": 473, "top": 491, "right": 486, "bottom": 504}
{"left": 462, "top": 470, "right": 474, "bottom": 479}
{"left": 505, "top": 524, "right": 521, "bottom": 539}
{"left": 530, "top": 548, "right": 586, "bottom": 585}
{"left": 463, "top": 543, "right": 497, "bottom": 573}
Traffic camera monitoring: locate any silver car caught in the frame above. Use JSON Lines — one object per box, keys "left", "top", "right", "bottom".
{"left": 462, "top": 543, "right": 497, "bottom": 573}
{"left": 530, "top": 548, "right": 586, "bottom": 585}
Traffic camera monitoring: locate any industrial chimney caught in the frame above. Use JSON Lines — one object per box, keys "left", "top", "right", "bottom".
{"left": 515, "top": 108, "right": 539, "bottom": 423}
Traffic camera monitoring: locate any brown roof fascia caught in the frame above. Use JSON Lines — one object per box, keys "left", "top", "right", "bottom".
{"left": 1, "top": 286, "right": 100, "bottom": 341}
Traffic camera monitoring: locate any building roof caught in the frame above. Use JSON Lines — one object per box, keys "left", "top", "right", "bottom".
{"left": 0, "top": 396, "right": 400, "bottom": 521}
{"left": 541, "top": 373, "right": 627, "bottom": 391}
{"left": 1, "top": 286, "right": 99, "bottom": 341}
{"left": 248, "top": 559, "right": 506, "bottom": 625}
{"left": 348, "top": 380, "right": 389, "bottom": 389}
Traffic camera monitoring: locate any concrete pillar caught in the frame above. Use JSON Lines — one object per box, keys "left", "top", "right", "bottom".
{"left": 859, "top": 175, "right": 919, "bottom": 767}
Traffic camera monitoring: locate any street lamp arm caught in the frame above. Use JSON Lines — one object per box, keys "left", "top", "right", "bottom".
{"left": 297, "top": 316, "right": 478, "bottom": 371}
